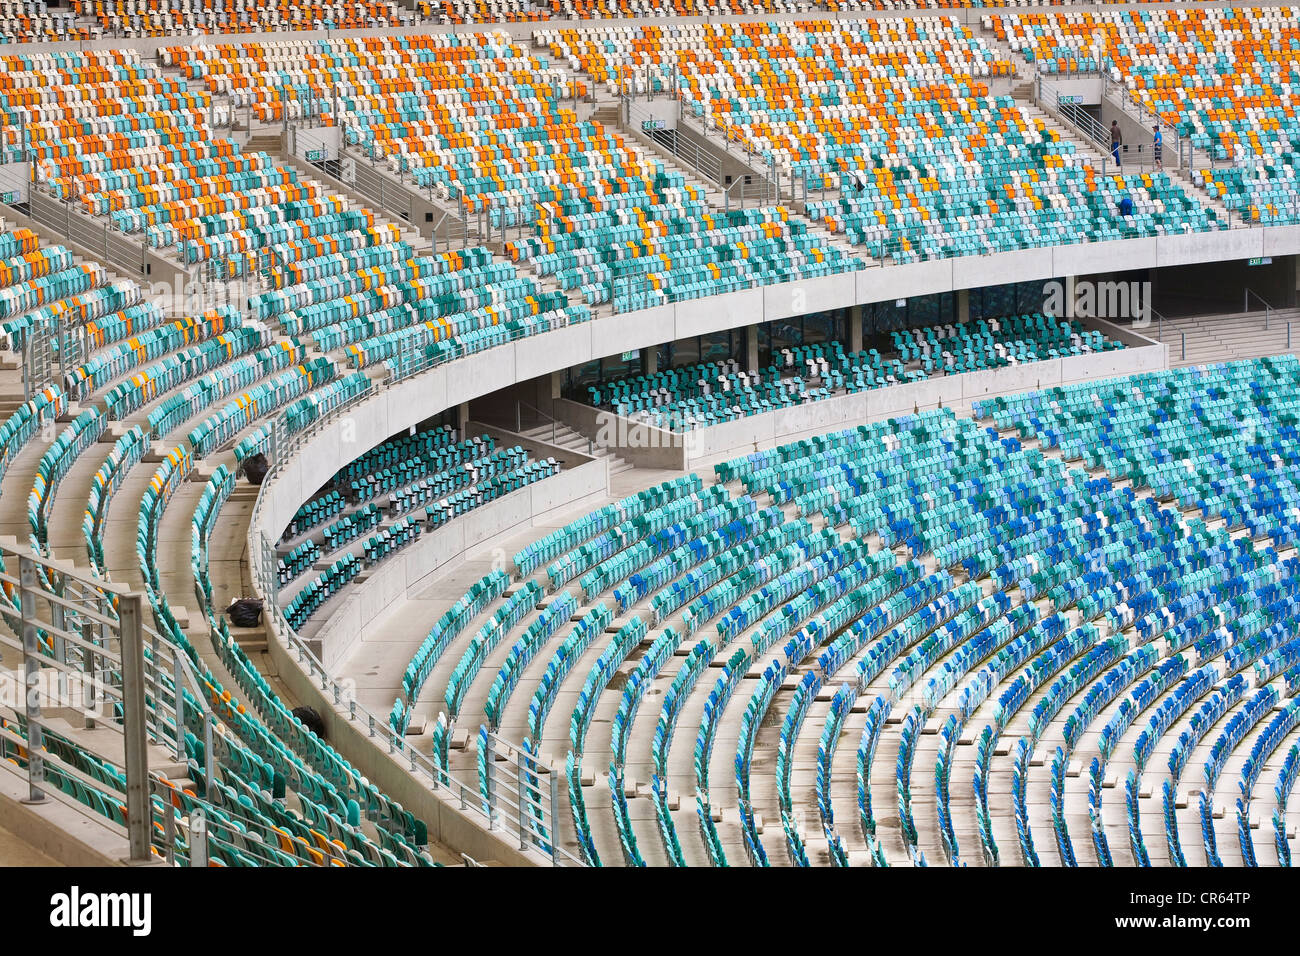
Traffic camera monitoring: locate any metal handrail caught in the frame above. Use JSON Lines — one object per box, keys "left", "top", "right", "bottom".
{"left": 1058, "top": 95, "right": 1110, "bottom": 153}
{"left": 515, "top": 399, "right": 561, "bottom": 445}
{"left": 0, "top": 540, "right": 225, "bottom": 862}
{"left": 1245, "top": 288, "right": 1277, "bottom": 330}
{"left": 646, "top": 125, "right": 723, "bottom": 185}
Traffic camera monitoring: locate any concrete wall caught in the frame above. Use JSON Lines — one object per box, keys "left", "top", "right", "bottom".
{"left": 291, "top": 125, "right": 341, "bottom": 163}
{"left": 0, "top": 163, "right": 29, "bottom": 204}
{"left": 1041, "top": 76, "right": 1104, "bottom": 106}
{"left": 626, "top": 99, "right": 680, "bottom": 134}
{"left": 1100, "top": 92, "right": 1159, "bottom": 164}
{"left": 311, "top": 456, "right": 607, "bottom": 672}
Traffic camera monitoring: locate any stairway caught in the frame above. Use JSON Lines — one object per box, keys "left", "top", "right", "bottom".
{"left": 1150, "top": 308, "right": 1300, "bottom": 368}
{"left": 519, "top": 422, "right": 634, "bottom": 477}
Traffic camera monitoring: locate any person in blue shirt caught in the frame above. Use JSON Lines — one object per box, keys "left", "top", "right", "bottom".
{"left": 1153, "top": 125, "right": 1163, "bottom": 170}
{"left": 1118, "top": 195, "right": 1134, "bottom": 218}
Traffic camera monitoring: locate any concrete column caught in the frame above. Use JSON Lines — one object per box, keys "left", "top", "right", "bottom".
{"left": 745, "top": 324, "right": 760, "bottom": 372}
{"left": 643, "top": 347, "right": 658, "bottom": 376}
{"left": 849, "top": 305, "right": 863, "bottom": 353}
{"left": 549, "top": 370, "right": 562, "bottom": 401}
{"left": 456, "top": 401, "right": 469, "bottom": 434}
{"left": 1064, "top": 275, "right": 1077, "bottom": 319}
{"left": 956, "top": 289, "right": 970, "bottom": 325}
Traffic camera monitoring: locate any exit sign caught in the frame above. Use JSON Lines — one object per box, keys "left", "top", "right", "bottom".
{"left": 305, "top": 149, "right": 326, "bottom": 162}
{"left": 1247, "top": 257, "right": 1272, "bottom": 266}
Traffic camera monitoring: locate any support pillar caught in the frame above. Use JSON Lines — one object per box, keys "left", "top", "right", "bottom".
{"left": 643, "top": 347, "right": 658, "bottom": 376}
{"left": 849, "top": 305, "right": 863, "bottom": 354}
{"left": 957, "top": 289, "right": 970, "bottom": 325}
{"left": 1064, "top": 276, "right": 1078, "bottom": 320}
{"left": 456, "top": 402, "right": 470, "bottom": 434}
{"left": 745, "top": 325, "right": 760, "bottom": 373}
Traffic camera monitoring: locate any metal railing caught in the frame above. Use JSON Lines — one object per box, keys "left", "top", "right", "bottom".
{"left": 25, "top": 189, "right": 151, "bottom": 278}
{"left": 352, "top": 155, "right": 415, "bottom": 225}
{"left": 1056, "top": 93, "right": 1110, "bottom": 154}
{"left": 647, "top": 126, "right": 723, "bottom": 185}
{"left": 431, "top": 208, "right": 471, "bottom": 254}
{"left": 1245, "top": 288, "right": 1277, "bottom": 330}
{"left": 723, "top": 173, "right": 779, "bottom": 213}
{"left": 0, "top": 544, "right": 221, "bottom": 864}
{"left": 516, "top": 400, "right": 561, "bottom": 445}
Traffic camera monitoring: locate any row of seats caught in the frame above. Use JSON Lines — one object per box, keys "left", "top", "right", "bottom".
{"left": 70, "top": 0, "right": 424, "bottom": 37}
{"left": 172, "top": 466, "right": 436, "bottom": 865}
{"left": 976, "top": 357, "right": 1300, "bottom": 547}
{"left": 581, "top": 316, "right": 1121, "bottom": 430}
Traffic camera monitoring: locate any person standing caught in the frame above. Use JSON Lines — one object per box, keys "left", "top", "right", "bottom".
{"left": 1110, "top": 120, "right": 1123, "bottom": 166}
{"left": 1153, "top": 125, "right": 1163, "bottom": 170}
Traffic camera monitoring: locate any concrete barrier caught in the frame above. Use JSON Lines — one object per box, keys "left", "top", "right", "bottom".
{"left": 676, "top": 339, "right": 1167, "bottom": 464}
{"left": 311, "top": 456, "right": 607, "bottom": 672}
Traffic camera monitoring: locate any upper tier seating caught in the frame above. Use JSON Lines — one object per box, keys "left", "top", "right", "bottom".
{"left": 68, "top": 0, "right": 424, "bottom": 37}
{"left": 0, "top": 0, "right": 88, "bottom": 41}
{"left": 542, "top": 21, "right": 1220, "bottom": 261}
{"left": 1, "top": 49, "right": 594, "bottom": 379}
{"left": 163, "top": 33, "right": 863, "bottom": 309}
{"left": 992, "top": 7, "right": 1300, "bottom": 224}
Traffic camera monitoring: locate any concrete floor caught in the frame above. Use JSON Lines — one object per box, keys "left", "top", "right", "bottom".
{"left": 0, "top": 822, "right": 61, "bottom": 867}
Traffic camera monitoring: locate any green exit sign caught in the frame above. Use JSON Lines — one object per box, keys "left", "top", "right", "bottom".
{"left": 306, "top": 149, "right": 326, "bottom": 162}
{"left": 0, "top": 191, "right": 18, "bottom": 204}
{"left": 1247, "top": 257, "right": 1272, "bottom": 266}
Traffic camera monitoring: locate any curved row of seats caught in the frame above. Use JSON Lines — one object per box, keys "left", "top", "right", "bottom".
{"left": 385, "top": 354, "right": 1300, "bottom": 867}
{"left": 154, "top": 461, "right": 438, "bottom": 865}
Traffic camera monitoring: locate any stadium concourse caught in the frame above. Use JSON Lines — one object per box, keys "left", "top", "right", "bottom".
{"left": 0, "top": 0, "right": 1296, "bottom": 878}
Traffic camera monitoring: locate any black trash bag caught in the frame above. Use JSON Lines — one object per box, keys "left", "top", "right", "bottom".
{"left": 226, "top": 597, "right": 264, "bottom": 628}
{"left": 293, "top": 706, "right": 325, "bottom": 738}
{"left": 243, "top": 453, "right": 269, "bottom": 486}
